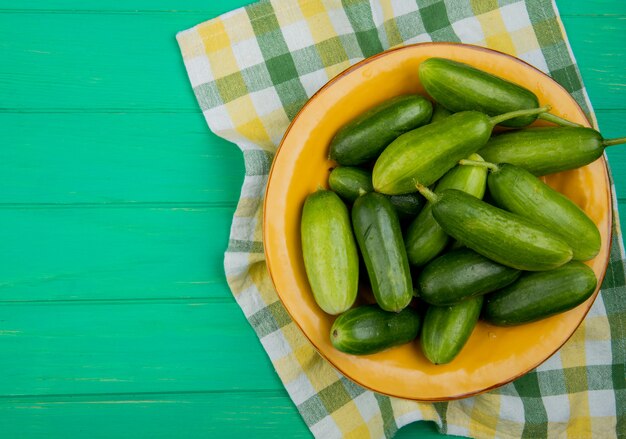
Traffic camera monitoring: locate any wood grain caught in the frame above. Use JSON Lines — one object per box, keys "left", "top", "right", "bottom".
{"left": 0, "top": 301, "right": 285, "bottom": 395}
{"left": 0, "top": 14, "right": 624, "bottom": 110}
{"left": 0, "top": 207, "right": 236, "bottom": 301}
{"left": 0, "top": 391, "right": 442, "bottom": 438}
{"left": 0, "top": 113, "right": 243, "bottom": 204}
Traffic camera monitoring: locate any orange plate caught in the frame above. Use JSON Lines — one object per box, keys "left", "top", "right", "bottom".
{"left": 263, "top": 43, "right": 612, "bottom": 401}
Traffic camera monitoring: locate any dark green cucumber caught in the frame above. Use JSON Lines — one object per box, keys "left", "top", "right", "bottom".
{"left": 484, "top": 261, "right": 597, "bottom": 326}
{"left": 485, "top": 163, "right": 601, "bottom": 261}
{"left": 388, "top": 194, "right": 424, "bottom": 219}
{"left": 329, "top": 95, "right": 432, "bottom": 165}
{"left": 419, "top": 57, "right": 578, "bottom": 128}
{"left": 418, "top": 249, "right": 521, "bottom": 306}
{"left": 328, "top": 167, "right": 373, "bottom": 202}
{"left": 372, "top": 107, "right": 548, "bottom": 194}
{"left": 405, "top": 153, "right": 487, "bottom": 266}
{"left": 421, "top": 296, "right": 483, "bottom": 364}
{"left": 479, "top": 127, "right": 626, "bottom": 176}
{"left": 331, "top": 305, "right": 421, "bottom": 355}
{"left": 430, "top": 103, "right": 452, "bottom": 122}
{"left": 328, "top": 166, "right": 423, "bottom": 218}
{"left": 417, "top": 187, "right": 573, "bottom": 271}
{"left": 352, "top": 193, "right": 413, "bottom": 312}
{"left": 301, "top": 190, "right": 359, "bottom": 315}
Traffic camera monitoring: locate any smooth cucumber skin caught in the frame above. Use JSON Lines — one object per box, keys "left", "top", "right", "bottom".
{"left": 418, "top": 249, "right": 521, "bottom": 306}
{"left": 387, "top": 193, "right": 424, "bottom": 219}
{"left": 352, "top": 193, "right": 413, "bottom": 312}
{"left": 405, "top": 153, "right": 488, "bottom": 267}
{"left": 479, "top": 127, "right": 604, "bottom": 176}
{"left": 420, "top": 296, "right": 483, "bottom": 364}
{"left": 301, "top": 190, "right": 359, "bottom": 315}
{"left": 431, "top": 189, "right": 573, "bottom": 271}
{"left": 430, "top": 103, "right": 452, "bottom": 122}
{"left": 328, "top": 166, "right": 423, "bottom": 218}
{"left": 419, "top": 57, "right": 539, "bottom": 128}
{"left": 331, "top": 305, "right": 421, "bottom": 355}
{"left": 329, "top": 95, "right": 433, "bottom": 166}
{"left": 484, "top": 261, "right": 597, "bottom": 326}
{"left": 373, "top": 111, "right": 492, "bottom": 194}
{"left": 488, "top": 164, "right": 601, "bottom": 261}
{"left": 328, "top": 167, "right": 373, "bottom": 203}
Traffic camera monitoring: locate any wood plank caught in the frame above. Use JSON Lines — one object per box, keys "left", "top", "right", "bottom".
{"left": 1, "top": 0, "right": 624, "bottom": 16}
{"left": 562, "top": 16, "right": 626, "bottom": 110}
{"left": 0, "top": 14, "right": 624, "bottom": 110}
{"left": 0, "top": 301, "right": 285, "bottom": 395}
{"left": 0, "top": 113, "right": 244, "bottom": 204}
{"left": 0, "top": 391, "right": 443, "bottom": 439}
{"left": 0, "top": 110, "right": 621, "bottom": 205}
{"left": 0, "top": 207, "right": 240, "bottom": 301}
{"left": 0, "top": 392, "right": 310, "bottom": 439}
{"left": 0, "top": 1, "right": 252, "bottom": 13}
{"left": 558, "top": 0, "right": 626, "bottom": 15}
{"left": 0, "top": 13, "right": 200, "bottom": 111}
{"left": 0, "top": 199, "right": 625, "bottom": 303}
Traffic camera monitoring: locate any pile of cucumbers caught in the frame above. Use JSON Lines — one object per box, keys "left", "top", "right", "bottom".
{"left": 300, "top": 57, "right": 625, "bottom": 365}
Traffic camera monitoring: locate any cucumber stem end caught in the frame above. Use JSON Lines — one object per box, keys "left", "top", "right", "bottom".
{"left": 415, "top": 183, "right": 438, "bottom": 203}
{"left": 459, "top": 159, "right": 499, "bottom": 172}
{"left": 538, "top": 112, "right": 583, "bottom": 127}
{"left": 489, "top": 105, "right": 551, "bottom": 126}
{"left": 603, "top": 136, "right": 626, "bottom": 147}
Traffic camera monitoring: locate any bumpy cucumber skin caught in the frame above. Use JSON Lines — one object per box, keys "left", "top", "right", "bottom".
{"left": 479, "top": 127, "right": 604, "bottom": 176}
{"left": 488, "top": 164, "right": 601, "bottom": 261}
{"left": 352, "top": 193, "right": 413, "bottom": 312}
{"left": 373, "top": 111, "right": 492, "bottom": 194}
{"left": 432, "top": 189, "right": 573, "bottom": 271}
{"left": 418, "top": 249, "right": 521, "bottom": 306}
{"left": 329, "top": 95, "right": 433, "bottom": 166}
{"left": 484, "top": 261, "right": 597, "bottom": 326}
{"left": 331, "top": 305, "right": 421, "bottom": 355}
{"left": 430, "top": 103, "right": 452, "bottom": 122}
{"left": 328, "top": 167, "right": 373, "bottom": 203}
{"left": 301, "top": 190, "right": 359, "bottom": 315}
{"left": 405, "top": 153, "right": 488, "bottom": 267}
{"left": 421, "top": 296, "right": 483, "bottom": 364}
{"left": 419, "top": 58, "right": 539, "bottom": 128}
{"left": 328, "top": 166, "right": 424, "bottom": 218}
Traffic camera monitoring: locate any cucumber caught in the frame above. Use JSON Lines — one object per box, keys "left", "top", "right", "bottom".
{"left": 479, "top": 127, "right": 626, "bottom": 176}
{"left": 418, "top": 249, "right": 521, "bottom": 306}
{"left": 405, "top": 153, "right": 488, "bottom": 267}
{"left": 416, "top": 187, "right": 573, "bottom": 271}
{"left": 420, "top": 296, "right": 483, "bottom": 364}
{"left": 372, "top": 107, "right": 548, "bottom": 194}
{"left": 352, "top": 193, "right": 413, "bottom": 312}
{"left": 387, "top": 194, "right": 424, "bottom": 219}
{"left": 301, "top": 190, "right": 359, "bottom": 315}
{"left": 484, "top": 261, "right": 597, "bottom": 326}
{"left": 329, "top": 95, "right": 432, "bottom": 165}
{"left": 486, "top": 163, "right": 601, "bottom": 261}
{"left": 430, "top": 103, "right": 452, "bottom": 122}
{"left": 328, "top": 166, "right": 423, "bottom": 218}
{"left": 328, "top": 167, "right": 373, "bottom": 202}
{"left": 331, "top": 305, "right": 421, "bottom": 355}
{"left": 419, "top": 57, "right": 578, "bottom": 128}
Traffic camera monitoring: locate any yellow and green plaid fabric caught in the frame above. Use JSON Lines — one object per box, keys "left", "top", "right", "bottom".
{"left": 177, "top": 1, "right": 624, "bottom": 437}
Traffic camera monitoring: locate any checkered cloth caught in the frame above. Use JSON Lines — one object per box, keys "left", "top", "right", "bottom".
{"left": 177, "top": 1, "right": 625, "bottom": 437}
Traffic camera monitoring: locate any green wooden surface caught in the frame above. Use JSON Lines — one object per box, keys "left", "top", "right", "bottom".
{"left": 0, "top": 1, "right": 623, "bottom": 437}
